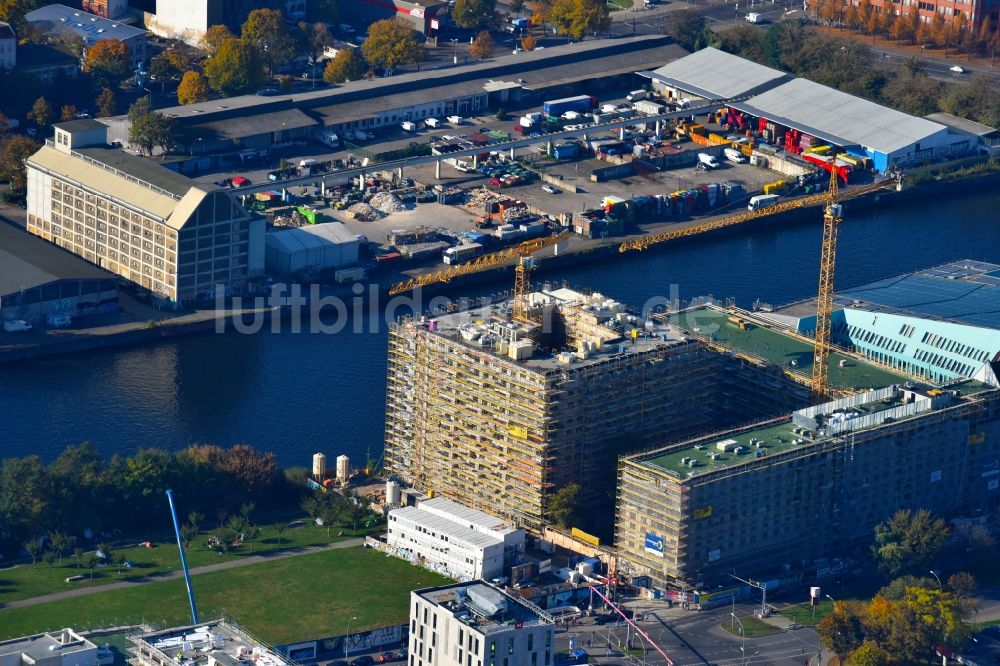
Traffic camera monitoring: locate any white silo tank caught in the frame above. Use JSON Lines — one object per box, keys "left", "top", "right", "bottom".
{"left": 336, "top": 455, "right": 351, "bottom": 483}
{"left": 312, "top": 453, "right": 327, "bottom": 480}
{"left": 386, "top": 480, "right": 401, "bottom": 505}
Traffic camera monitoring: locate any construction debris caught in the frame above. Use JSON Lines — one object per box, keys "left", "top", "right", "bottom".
{"left": 369, "top": 192, "right": 406, "bottom": 214}
{"left": 347, "top": 202, "right": 384, "bottom": 221}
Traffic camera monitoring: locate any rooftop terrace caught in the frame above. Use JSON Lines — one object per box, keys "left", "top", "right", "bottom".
{"left": 665, "top": 305, "right": 908, "bottom": 390}
{"left": 417, "top": 582, "right": 552, "bottom": 635}
{"left": 132, "top": 621, "right": 288, "bottom": 666}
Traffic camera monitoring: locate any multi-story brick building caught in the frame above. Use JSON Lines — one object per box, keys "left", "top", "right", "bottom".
{"left": 25, "top": 120, "right": 264, "bottom": 305}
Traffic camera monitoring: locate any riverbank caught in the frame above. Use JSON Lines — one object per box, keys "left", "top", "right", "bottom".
{"left": 3, "top": 171, "right": 997, "bottom": 365}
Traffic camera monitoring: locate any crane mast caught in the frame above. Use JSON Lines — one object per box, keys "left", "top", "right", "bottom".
{"left": 811, "top": 167, "right": 843, "bottom": 401}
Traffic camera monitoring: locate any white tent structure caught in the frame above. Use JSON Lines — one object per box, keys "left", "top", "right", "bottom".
{"left": 265, "top": 222, "right": 360, "bottom": 274}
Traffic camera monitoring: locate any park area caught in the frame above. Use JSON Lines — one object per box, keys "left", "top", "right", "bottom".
{"left": 0, "top": 546, "right": 448, "bottom": 643}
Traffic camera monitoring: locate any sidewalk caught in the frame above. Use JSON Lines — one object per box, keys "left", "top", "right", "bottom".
{"left": 0, "top": 538, "right": 363, "bottom": 611}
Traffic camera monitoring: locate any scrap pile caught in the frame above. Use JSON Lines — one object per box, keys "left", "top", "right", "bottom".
{"left": 369, "top": 192, "right": 406, "bottom": 214}
{"left": 347, "top": 202, "right": 383, "bottom": 221}
{"left": 467, "top": 188, "right": 505, "bottom": 211}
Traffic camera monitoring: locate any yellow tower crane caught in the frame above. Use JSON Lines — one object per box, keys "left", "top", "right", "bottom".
{"left": 512, "top": 256, "right": 536, "bottom": 324}
{"left": 811, "top": 166, "right": 843, "bottom": 401}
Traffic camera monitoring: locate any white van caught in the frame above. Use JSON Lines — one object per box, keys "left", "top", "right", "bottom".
{"left": 724, "top": 147, "right": 748, "bottom": 163}
{"left": 316, "top": 129, "right": 340, "bottom": 149}
{"left": 626, "top": 90, "right": 647, "bottom": 102}
{"left": 697, "top": 153, "right": 720, "bottom": 169}
{"left": 401, "top": 121, "right": 417, "bottom": 132}
{"left": 447, "top": 115, "right": 463, "bottom": 125}
{"left": 425, "top": 117, "right": 441, "bottom": 128}
{"left": 746, "top": 12, "right": 761, "bottom": 22}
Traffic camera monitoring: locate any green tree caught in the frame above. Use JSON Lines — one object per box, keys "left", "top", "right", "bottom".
{"left": 177, "top": 70, "right": 211, "bottom": 104}
{"left": 96, "top": 88, "right": 117, "bottom": 118}
{"left": 274, "top": 521, "right": 287, "bottom": 546}
{"left": 453, "top": 0, "right": 497, "bottom": 29}
{"left": 0, "top": 135, "right": 40, "bottom": 193}
{"left": 547, "top": 0, "right": 611, "bottom": 40}
{"left": 83, "top": 552, "right": 98, "bottom": 580}
{"left": 83, "top": 38, "right": 132, "bottom": 86}
{"left": 187, "top": 511, "right": 204, "bottom": 531}
{"left": 0, "top": 0, "right": 38, "bottom": 34}
{"left": 323, "top": 48, "right": 365, "bottom": 83}
{"left": 0, "top": 456, "right": 50, "bottom": 541}
{"left": 667, "top": 9, "right": 711, "bottom": 50}
{"left": 42, "top": 549, "right": 57, "bottom": 573}
{"left": 361, "top": 18, "right": 421, "bottom": 74}
{"left": 546, "top": 483, "right": 581, "bottom": 528}
{"left": 180, "top": 523, "right": 199, "bottom": 550}
{"left": 27, "top": 96, "right": 52, "bottom": 128}
{"left": 48, "top": 531, "right": 71, "bottom": 564}
{"left": 22, "top": 539, "right": 42, "bottom": 566}
{"left": 877, "top": 574, "right": 937, "bottom": 600}
{"left": 241, "top": 8, "right": 298, "bottom": 76}
{"left": 469, "top": 30, "right": 495, "bottom": 60}
{"left": 872, "top": 509, "right": 949, "bottom": 577}
{"left": 204, "top": 38, "right": 264, "bottom": 96}
{"left": 149, "top": 53, "right": 178, "bottom": 91}
{"left": 816, "top": 601, "right": 866, "bottom": 658}
{"left": 208, "top": 526, "right": 239, "bottom": 556}
{"left": 298, "top": 21, "right": 332, "bottom": 60}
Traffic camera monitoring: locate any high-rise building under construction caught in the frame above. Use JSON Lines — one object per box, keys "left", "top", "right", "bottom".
{"left": 384, "top": 289, "right": 900, "bottom": 534}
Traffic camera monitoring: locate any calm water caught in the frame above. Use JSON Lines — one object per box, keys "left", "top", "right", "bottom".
{"left": 4, "top": 190, "right": 1000, "bottom": 467}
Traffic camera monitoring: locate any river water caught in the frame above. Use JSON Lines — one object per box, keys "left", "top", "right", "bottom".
{"left": 4, "top": 190, "right": 1000, "bottom": 466}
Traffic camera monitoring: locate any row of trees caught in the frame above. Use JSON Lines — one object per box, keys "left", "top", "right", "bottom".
{"left": 718, "top": 20, "right": 1000, "bottom": 127}
{"left": 813, "top": 0, "right": 1000, "bottom": 58}
{"left": 0, "top": 442, "right": 301, "bottom": 560}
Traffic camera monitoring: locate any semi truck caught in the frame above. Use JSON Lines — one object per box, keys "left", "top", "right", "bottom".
{"left": 542, "top": 95, "right": 597, "bottom": 117}
{"left": 442, "top": 242, "right": 484, "bottom": 264}
{"left": 747, "top": 194, "right": 780, "bottom": 211}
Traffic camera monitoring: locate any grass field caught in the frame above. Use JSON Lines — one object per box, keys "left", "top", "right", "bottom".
{"left": 0, "top": 547, "right": 448, "bottom": 644}
{"left": 721, "top": 615, "right": 782, "bottom": 637}
{"left": 0, "top": 519, "right": 383, "bottom": 606}
{"left": 778, "top": 600, "right": 835, "bottom": 627}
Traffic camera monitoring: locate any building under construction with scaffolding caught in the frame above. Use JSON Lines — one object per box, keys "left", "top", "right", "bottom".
{"left": 384, "top": 290, "right": 905, "bottom": 536}
{"left": 615, "top": 306, "right": 1000, "bottom": 590}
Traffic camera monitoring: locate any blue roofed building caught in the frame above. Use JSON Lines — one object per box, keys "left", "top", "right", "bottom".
{"left": 769, "top": 260, "right": 1000, "bottom": 385}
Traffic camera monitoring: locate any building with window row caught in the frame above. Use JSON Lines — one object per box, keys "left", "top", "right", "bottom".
{"left": 25, "top": 120, "right": 264, "bottom": 305}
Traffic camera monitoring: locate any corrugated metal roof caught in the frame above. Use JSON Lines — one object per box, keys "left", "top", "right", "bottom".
{"left": 265, "top": 222, "right": 358, "bottom": 254}
{"left": 392, "top": 506, "right": 504, "bottom": 549}
{"left": 735, "top": 78, "right": 949, "bottom": 154}
{"left": 419, "top": 497, "right": 519, "bottom": 536}
{"left": 647, "top": 47, "right": 789, "bottom": 100}
{"left": 925, "top": 112, "right": 999, "bottom": 138}
{"left": 26, "top": 4, "right": 146, "bottom": 42}
{"left": 25, "top": 145, "right": 197, "bottom": 223}
{"left": 188, "top": 108, "right": 318, "bottom": 141}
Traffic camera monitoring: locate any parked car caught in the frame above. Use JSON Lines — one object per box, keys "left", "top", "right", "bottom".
{"left": 542, "top": 184, "right": 557, "bottom": 193}
{"left": 3, "top": 319, "right": 32, "bottom": 333}
{"left": 949, "top": 65, "right": 966, "bottom": 73}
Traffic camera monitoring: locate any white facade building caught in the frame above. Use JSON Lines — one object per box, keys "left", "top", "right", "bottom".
{"left": 410, "top": 582, "right": 554, "bottom": 666}
{"left": 388, "top": 497, "right": 525, "bottom": 582}
{"left": 0, "top": 629, "right": 100, "bottom": 666}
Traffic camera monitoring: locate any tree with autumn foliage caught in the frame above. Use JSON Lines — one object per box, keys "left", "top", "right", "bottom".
{"left": 521, "top": 34, "right": 538, "bottom": 50}
{"left": 177, "top": 70, "right": 211, "bottom": 104}
{"left": 0, "top": 135, "right": 39, "bottom": 194}
{"left": 83, "top": 38, "right": 132, "bottom": 86}
{"left": 203, "top": 37, "right": 264, "bottom": 96}
{"left": 200, "top": 24, "right": 235, "bottom": 55}
{"left": 361, "top": 18, "right": 421, "bottom": 75}
{"left": 323, "top": 48, "right": 365, "bottom": 83}
{"left": 547, "top": 0, "right": 611, "bottom": 40}
{"left": 96, "top": 88, "right": 117, "bottom": 118}
{"left": 469, "top": 30, "right": 495, "bottom": 60}
{"left": 240, "top": 8, "right": 298, "bottom": 76}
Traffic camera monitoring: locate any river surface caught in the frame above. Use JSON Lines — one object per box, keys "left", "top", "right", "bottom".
{"left": 4, "top": 190, "right": 1000, "bottom": 466}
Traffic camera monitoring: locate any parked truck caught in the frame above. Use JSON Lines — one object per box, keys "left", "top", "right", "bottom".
{"left": 542, "top": 95, "right": 597, "bottom": 117}
{"left": 747, "top": 194, "right": 780, "bottom": 211}
{"left": 443, "top": 242, "right": 484, "bottom": 264}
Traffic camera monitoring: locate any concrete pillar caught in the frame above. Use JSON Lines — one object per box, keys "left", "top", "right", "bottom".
{"left": 655, "top": 120, "right": 662, "bottom": 136}
{"left": 509, "top": 146, "right": 515, "bottom": 160}
{"left": 619, "top": 127, "right": 626, "bottom": 141}
{"left": 281, "top": 188, "right": 287, "bottom": 202}
{"left": 435, "top": 160, "right": 441, "bottom": 180}
{"left": 473, "top": 154, "right": 479, "bottom": 168}
{"left": 546, "top": 140, "right": 553, "bottom": 157}
{"left": 397, "top": 167, "right": 403, "bottom": 181}
{"left": 320, "top": 181, "right": 326, "bottom": 197}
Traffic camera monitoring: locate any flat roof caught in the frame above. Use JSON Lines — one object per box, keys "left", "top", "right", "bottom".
{"left": 635, "top": 380, "right": 994, "bottom": 477}
{"left": 417, "top": 582, "right": 552, "bottom": 631}
{"left": 0, "top": 221, "right": 115, "bottom": 297}
{"left": 668, "top": 305, "right": 908, "bottom": 390}
{"left": 733, "top": 78, "right": 948, "bottom": 155}
{"left": 136, "top": 621, "right": 286, "bottom": 666}
{"left": 925, "top": 112, "right": 999, "bottom": 138}
{"left": 0, "top": 630, "right": 96, "bottom": 661}
{"left": 645, "top": 47, "right": 790, "bottom": 100}
{"left": 26, "top": 4, "right": 145, "bottom": 42}
{"left": 54, "top": 118, "right": 109, "bottom": 133}
{"left": 393, "top": 506, "right": 505, "bottom": 549}
{"left": 187, "top": 108, "right": 318, "bottom": 141}
{"left": 419, "top": 496, "right": 520, "bottom": 537}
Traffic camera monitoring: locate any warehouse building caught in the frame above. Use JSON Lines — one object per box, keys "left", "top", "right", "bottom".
{"left": 387, "top": 496, "right": 526, "bottom": 581}
{"left": 264, "top": 222, "right": 359, "bottom": 275}
{"left": 25, "top": 120, "right": 264, "bottom": 305}
{"left": 615, "top": 377, "right": 1000, "bottom": 590}
{"left": 767, "top": 260, "right": 1000, "bottom": 384}
{"left": 926, "top": 112, "right": 1000, "bottom": 157}
{"left": 0, "top": 221, "right": 118, "bottom": 327}
{"left": 640, "top": 47, "right": 791, "bottom": 103}
{"left": 26, "top": 4, "right": 147, "bottom": 67}
{"left": 384, "top": 290, "right": 900, "bottom": 535}
{"left": 409, "top": 582, "right": 555, "bottom": 666}
{"left": 732, "top": 77, "right": 967, "bottom": 172}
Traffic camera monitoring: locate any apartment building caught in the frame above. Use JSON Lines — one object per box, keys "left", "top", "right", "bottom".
{"left": 25, "top": 120, "right": 264, "bottom": 305}
{"left": 409, "top": 582, "right": 554, "bottom": 666}
{"left": 26, "top": 4, "right": 147, "bottom": 67}
{"left": 615, "top": 380, "right": 1000, "bottom": 590}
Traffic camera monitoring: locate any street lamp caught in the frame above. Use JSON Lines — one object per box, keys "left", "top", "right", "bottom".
{"left": 344, "top": 616, "right": 358, "bottom": 659}
{"left": 450, "top": 38, "right": 458, "bottom": 65}
{"left": 731, "top": 613, "right": 746, "bottom": 666}
{"left": 929, "top": 570, "right": 942, "bottom": 588}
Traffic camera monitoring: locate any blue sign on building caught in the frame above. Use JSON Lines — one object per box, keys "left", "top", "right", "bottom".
{"left": 644, "top": 532, "right": 664, "bottom": 557}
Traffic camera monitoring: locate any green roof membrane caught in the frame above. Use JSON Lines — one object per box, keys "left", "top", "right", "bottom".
{"left": 642, "top": 420, "right": 801, "bottom": 477}
{"left": 669, "top": 307, "right": 908, "bottom": 390}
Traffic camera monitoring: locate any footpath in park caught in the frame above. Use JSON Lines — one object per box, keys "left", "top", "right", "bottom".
{"left": 0, "top": 538, "right": 364, "bottom": 611}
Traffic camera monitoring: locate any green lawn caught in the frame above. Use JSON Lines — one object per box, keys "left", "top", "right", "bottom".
{"left": 0, "top": 518, "right": 383, "bottom": 606}
{"left": 720, "top": 614, "right": 782, "bottom": 637}
{"left": 0, "top": 547, "right": 448, "bottom": 644}
{"left": 778, "top": 600, "right": 835, "bottom": 627}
